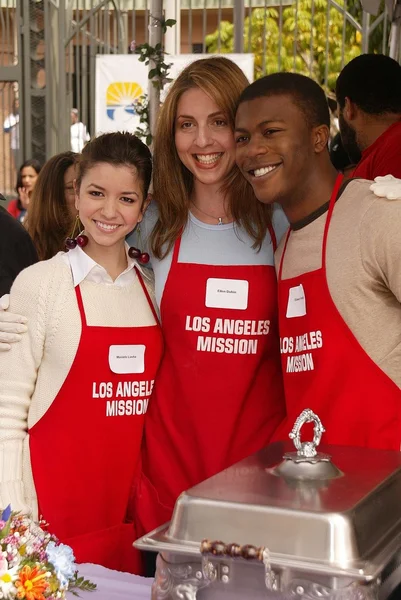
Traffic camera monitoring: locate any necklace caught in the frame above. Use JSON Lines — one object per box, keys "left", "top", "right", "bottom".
{"left": 191, "top": 201, "right": 227, "bottom": 225}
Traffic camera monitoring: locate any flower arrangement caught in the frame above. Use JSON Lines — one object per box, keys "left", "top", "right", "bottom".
{"left": 0, "top": 506, "right": 96, "bottom": 599}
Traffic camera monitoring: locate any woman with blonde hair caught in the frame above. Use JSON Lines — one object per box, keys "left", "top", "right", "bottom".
{"left": 130, "top": 56, "right": 287, "bottom": 546}
{"left": 25, "top": 151, "right": 78, "bottom": 260}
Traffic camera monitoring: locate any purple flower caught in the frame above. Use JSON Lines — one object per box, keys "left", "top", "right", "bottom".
{"left": 1, "top": 506, "right": 11, "bottom": 522}
{"left": 0, "top": 520, "right": 5, "bottom": 530}
{"left": 130, "top": 40, "right": 136, "bottom": 52}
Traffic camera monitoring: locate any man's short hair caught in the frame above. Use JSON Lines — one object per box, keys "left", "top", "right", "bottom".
{"left": 336, "top": 54, "right": 401, "bottom": 115}
{"left": 71, "top": 108, "right": 79, "bottom": 116}
{"left": 237, "top": 72, "right": 330, "bottom": 129}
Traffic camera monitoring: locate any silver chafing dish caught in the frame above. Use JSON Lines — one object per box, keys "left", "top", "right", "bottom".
{"left": 135, "top": 409, "right": 401, "bottom": 599}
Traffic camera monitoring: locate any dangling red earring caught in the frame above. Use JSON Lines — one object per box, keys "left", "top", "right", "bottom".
{"left": 76, "top": 234, "right": 88, "bottom": 248}
{"left": 65, "top": 216, "right": 88, "bottom": 251}
{"left": 65, "top": 237, "right": 77, "bottom": 250}
{"left": 128, "top": 247, "right": 150, "bottom": 264}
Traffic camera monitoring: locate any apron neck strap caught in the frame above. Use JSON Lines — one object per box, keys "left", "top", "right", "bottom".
{"left": 278, "top": 174, "right": 344, "bottom": 281}
{"left": 75, "top": 285, "right": 87, "bottom": 327}
{"left": 135, "top": 266, "right": 160, "bottom": 326}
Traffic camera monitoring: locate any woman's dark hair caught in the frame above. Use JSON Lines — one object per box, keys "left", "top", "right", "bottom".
{"left": 26, "top": 151, "right": 78, "bottom": 260}
{"left": 15, "top": 159, "right": 42, "bottom": 210}
{"left": 76, "top": 132, "right": 152, "bottom": 198}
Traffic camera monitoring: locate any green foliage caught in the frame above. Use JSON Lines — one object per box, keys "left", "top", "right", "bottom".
{"left": 69, "top": 573, "right": 98, "bottom": 595}
{"left": 134, "top": 17, "right": 176, "bottom": 145}
{"left": 205, "top": 0, "right": 364, "bottom": 91}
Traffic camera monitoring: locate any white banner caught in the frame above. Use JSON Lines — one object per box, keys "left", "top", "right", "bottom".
{"left": 95, "top": 54, "right": 254, "bottom": 136}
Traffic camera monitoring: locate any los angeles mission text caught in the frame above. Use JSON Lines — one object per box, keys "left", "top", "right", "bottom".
{"left": 92, "top": 380, "right": 154, "bottom": 416}
{"left": 185, "top": 316, "right": 270, "bottom": 354}
{"left": 280, "top": 330, "right": 323, "bottom": 372}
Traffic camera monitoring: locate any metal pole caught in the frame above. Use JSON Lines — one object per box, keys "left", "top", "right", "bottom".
{"left": 44, "top": 0, "right": 52, "bottom": 161}
{"left": 389, "top": 1, "right": 401, "bottom": 59}
{"left": 148, "top": 0, "right": 163, "bottom": 138}
{"left": 361, "top": 10, "right": 370, "bottom": 53}
{"left": 165, "top": 0, "right": 181, "bottom": 54}
{"left": 58, "top": 0, "right": 68, "bottom": 153}
{"left": 233, "top": 0, "right": 245, "bottom": 53}
{"left": 21, "top": 0, "right": 32, "bottom": 160}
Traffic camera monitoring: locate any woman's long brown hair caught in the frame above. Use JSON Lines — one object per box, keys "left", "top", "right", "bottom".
{"left": 26, "top": 152, "right": 77, "bottom": 260}
{"left": 151, "top": 56, "right": 272, "bottom": 259}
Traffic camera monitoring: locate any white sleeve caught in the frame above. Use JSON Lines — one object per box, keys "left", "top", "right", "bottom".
{"left": 3, "top": 114, "right": 15, "bottom": 132}
{"left": 0, "top": 265, "right": 46, "bottom": 514}
{"left": 79, "top": 123, "right": 89, "bottom": 144}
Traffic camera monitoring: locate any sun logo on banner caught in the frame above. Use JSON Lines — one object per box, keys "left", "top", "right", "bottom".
{"left": 106, "top": 82, "right": 143, "bottom": 122}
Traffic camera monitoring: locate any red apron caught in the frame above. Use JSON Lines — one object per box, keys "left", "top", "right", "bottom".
{"left": 136, "top": 228, "right": 285, "bottom": 535}
{"left": 274, "top": 175, "right": 401, "bottom": 449}
{"left": 29, "top": 267, "right": 163, "bottom": 573}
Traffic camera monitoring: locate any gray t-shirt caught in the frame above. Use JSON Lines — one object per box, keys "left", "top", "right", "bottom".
{"left": 127, "top": 202, "right": 288, "bottom": 308}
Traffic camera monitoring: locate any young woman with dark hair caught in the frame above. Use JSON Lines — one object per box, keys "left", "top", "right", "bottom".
{"left": 25, "top": 151, "right": 78, "bottom": 260}
{"left": 0, "top": 132, "right": 163, "bottom": 574}
{"left": 7, "top": 159, "right": 42, "bottom": 222}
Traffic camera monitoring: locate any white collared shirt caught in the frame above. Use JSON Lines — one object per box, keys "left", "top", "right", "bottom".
{"left": 62, "top": 243, "right": 143, "bottom": 288}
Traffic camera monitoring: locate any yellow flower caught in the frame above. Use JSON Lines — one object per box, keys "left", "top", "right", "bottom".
{"left": 15, "top": 565, "right": 49, "bottom": 600}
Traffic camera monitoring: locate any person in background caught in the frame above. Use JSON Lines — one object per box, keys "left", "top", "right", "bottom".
{"left": 0, "top": 132, "right": 162, "bottom": 574}
{"left": 26, "top": 151, "right": 78, "bottom": 260}
{"left": 70, "top": 108, "right": 90, "bottom": 153}
{"left": 336, "top": 54, "right": 401, "bottom": 179}
{"left": 235, "top": 72, "right": 401, "bottom": 450}
{"left": 0, "top": 193, "right": 37, "bottom": 302}
{"left": 7, "top": 159, "right": 42, "bottom": 223}
{"left": 3, "top": 98, "right": 20, "bottom": 170}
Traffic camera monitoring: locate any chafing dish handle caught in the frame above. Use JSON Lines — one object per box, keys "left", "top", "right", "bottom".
{"left": 200, "top": 539, "right": 278, "bottom": 591}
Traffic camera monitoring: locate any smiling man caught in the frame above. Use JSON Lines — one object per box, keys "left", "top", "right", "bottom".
{"left": 235, "top": 72, "right": 401, "bottom": 450}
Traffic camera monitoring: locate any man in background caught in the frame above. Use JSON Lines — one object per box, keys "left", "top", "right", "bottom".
{"left": 336, "top": 54, "right": 401, "bottom": 179}
{"left": 3, "top": 98, "right": 20, "bottom": 170}
{"left": 70, "top": 108, "right": 90, "bottom": 153}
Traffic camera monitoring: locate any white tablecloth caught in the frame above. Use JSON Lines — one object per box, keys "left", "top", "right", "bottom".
{"left": 67, "top": 563, "right": 153, "bottom": 599}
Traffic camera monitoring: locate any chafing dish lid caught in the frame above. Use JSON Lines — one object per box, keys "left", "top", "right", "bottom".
{"left": 137, "top": 410, "right": 401, "bottom": 580}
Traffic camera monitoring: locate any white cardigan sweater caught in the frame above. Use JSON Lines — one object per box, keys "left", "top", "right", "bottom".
{"left": 0, "top": 252, "right": 157, "bottom": 519}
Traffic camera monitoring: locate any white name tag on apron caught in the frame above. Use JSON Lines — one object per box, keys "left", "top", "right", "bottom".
{"left": 108, "top": 345, "right": 145, "bottom": 374}
{"left": 205, "top": 278, "right": 249, "bottom": 310}
{"left": 286, "top": 284, "right": 306, "bottom": 318}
